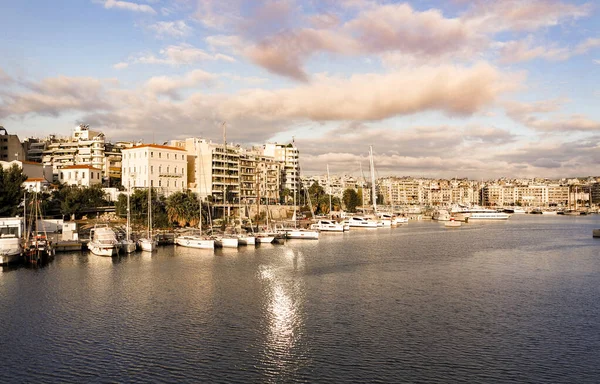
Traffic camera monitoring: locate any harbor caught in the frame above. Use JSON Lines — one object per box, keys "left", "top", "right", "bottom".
{"left": 2, "top": 214, "right": 600, "bottom": 383}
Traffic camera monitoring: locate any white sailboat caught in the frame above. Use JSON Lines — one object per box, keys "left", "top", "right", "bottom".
{"left": 255, "top": 174, "right": 276, "bottom": 243}
{"left": 138, "top": 187, "right": 157, "bottom": 252}
{"left": 119, "top": 183, "right": 136, "bottom": 254}
{"left": 175, "top": 147, "right": 214, "bottom": 250}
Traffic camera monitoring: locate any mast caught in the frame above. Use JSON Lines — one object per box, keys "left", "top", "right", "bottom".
{"left": 369, "top": 145, "right": 377, "bottom": 215}
{"left": 327, "top": 164, "right": 332, "bottom": 218}
{"left": 127, "top": 181, "right": 131, "bottom": 241}
{"left": 147, "top": 186, "right": 152, "bottom": 239}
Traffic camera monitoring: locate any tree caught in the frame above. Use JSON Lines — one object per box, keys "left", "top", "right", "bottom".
{"left": 55, "top": 184, "right": 109, "bottom": 218}
{"left": 0, "top": 165, "right": 27, "bottom": 216}
{"left": 343, "top": 189, "right": 360, "bottom": 213}
{"left": 166, "top": 190, "right": 201, "bottom": 227}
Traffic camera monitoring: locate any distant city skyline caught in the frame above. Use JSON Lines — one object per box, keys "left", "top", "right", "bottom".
{"left": 1, "top": 0, "right": 599, "bottom": 178}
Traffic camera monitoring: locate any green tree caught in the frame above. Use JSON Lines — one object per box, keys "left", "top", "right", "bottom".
{"left": 343, "top": 188, "right": 360, "bottom": 213}
{"left": 56, "top": 184, "right": 109, "bottom": 218}
{"left": 166, "top": 190, "right": 201, "bottom": 227}
{"left": 0, "top": 165, "right": 27, "bottom": 216}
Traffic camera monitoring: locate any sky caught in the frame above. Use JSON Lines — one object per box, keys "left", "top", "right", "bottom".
{"left": 0, "top": 0, "right": 599, "bottom": 179}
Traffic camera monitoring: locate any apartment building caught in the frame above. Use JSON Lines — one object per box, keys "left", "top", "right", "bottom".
{"left": 121, "top": 144, "right": 187, "bottom": 196}
{"left": 263, "top": 143, "right": 299, "bottom": 201}
{"left": 0, "top": 127, "right": 26, "bottom": 162}
{"left": 59, "top": 165, "right": 103, "bottom": 187}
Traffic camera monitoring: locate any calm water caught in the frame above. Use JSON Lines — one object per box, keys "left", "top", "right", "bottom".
{"left": 2, "top": 215, "right": 600, "bottom": 383}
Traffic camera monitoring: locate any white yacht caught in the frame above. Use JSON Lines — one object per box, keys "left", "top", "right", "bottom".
{"left": 0, "top": 217, "right": 24, "bottom": 265}
{"left": 310, "top": 219, "right": 345, "bottom": 232}
{"left": 237, "top": 233, "right": 256, "bottom": 246}
{"left": 453, "top": 206, "right": 510, "bottom": 220}
{"left": 213, "top": 233, "right": 239, "bottom": 248}
{"left": 377, "top": 213, "right": 393, "bottom": 227}
{"left": 277, "top": 227, "right": 320, "bottom": 240}
{"left": 175, "top": 231, "right": 215, "bottom": 249}
{"left": 392, "top": 216, "right": 409, "bottom": 225}
{"left": 88, "top": 225, "right": 119, "bottom": 256}
{"left": 345, "top": 216, "right": 378, "bottom": 228}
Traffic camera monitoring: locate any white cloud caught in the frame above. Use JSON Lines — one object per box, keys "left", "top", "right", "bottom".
{"left": 103, "top": 0, "right": 156, "bottom": 14}
{"left": 116, "top": 43, "right": 236, "bottom": 67}
{"left": 500, "top": 36, "right": 600, "bottom": 64}
{"left": 147, "top": 20, "right": 192, "bottom": 38}
{"left": 113, "top": 62, "right": 129, "bottom": 70}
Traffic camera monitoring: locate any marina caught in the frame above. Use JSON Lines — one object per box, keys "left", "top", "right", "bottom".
{"left": 1, "top": 214, "right": 600, "bottom": 383}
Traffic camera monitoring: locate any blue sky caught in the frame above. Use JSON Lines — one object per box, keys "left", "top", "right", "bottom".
{"left": 0, "top": 0, "right": 599, "bottom": 178}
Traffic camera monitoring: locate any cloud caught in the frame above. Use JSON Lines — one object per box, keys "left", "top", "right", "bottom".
{"left": 0, "top": 68, "right": 13, "bottom": 85}
{"left": 103, "top": 0, "right": 156, "bottom": 14}
{"left": 504, "top": 99, "right": 600, "bottom": 132}
{"left": 147, "top": 20, "right": 192, "bottom": 38}
{"left": 463, "top": 0, "right": 591, "bottom": 33}
{"left": 500, "top": 36, "right": 600, "bottom": 64}
{"left": 144, "top": 69, "right": 216, "bottom": 99}
{"left": 117, "top": 43, "right": 236, "bottom": 67}
{"left": 113, "top": 62, "right": 129, "bottom": 70}
{"left": 0, "top": 76, "right": 113, "bottom": 118}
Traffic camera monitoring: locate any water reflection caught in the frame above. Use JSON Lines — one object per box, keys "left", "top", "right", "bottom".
{"left": 259, "top": 249, "right": 305, "bottom": 373}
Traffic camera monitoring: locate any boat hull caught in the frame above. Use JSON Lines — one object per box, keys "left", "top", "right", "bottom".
{"left": 175, "top": 236, "right": 214, "bottom": 249}
{"left": 256, "top": 235, "right": 275, "bottom": 243}
{"left": 88, "top": 242, "right": 118, "bottom": 257}
{"left": 280, "top": 229, "right": 320, "bottom": 240}
{"left": 119, "top": 240, "right": 137, "bottom": 254}
{"left": 238, "top": 236, "right": 256, "bottom": 245}
{"left": 214, "top": 237, "right": 239, "bottom": 248}
{"left": 138, "top": 238, "right": 158, "bottom": 252}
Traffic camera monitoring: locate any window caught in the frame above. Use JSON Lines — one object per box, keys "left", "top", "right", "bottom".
{"left": 167, "top": 153, "right": 170, "bottom": 159}
{"left": 175, "top": 180, "right": 177, "bottom": 187}
{"left": 145, "top": 152, "right": 147, "bottom": 158}
{"left": 174, "top": 167, "right": 177, "bottom": 174}
{"left": 151, "top": 165, "right": 154, "bottom": 174}
{"left": 159, "top": 180, "right": 161, "bottom": 187}
{"left": 151, "top": 152, "right": 154, "bottom": 158}
{"left": 175, "top": 154, "right": 177, "bottom": 159}
{"left": 91, "top": 172, "right": 93, "bottom": 179}
{"left": 167, "top": 180, "right": 169, "bottom": 187}
{"left": 159, "top": 166, "right": 162, "bottom": 173}
{"left": 167, "top": 166, "right": 169, "bottom": 173}
{"left": 151, "top": 180, "right": 154, "bottom": 186}
{"left": 159, "top": 153, "right": 161, "bottom": 159}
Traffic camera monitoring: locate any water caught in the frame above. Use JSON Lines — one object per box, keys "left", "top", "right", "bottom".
{"left": 2, "top": 215, "right": 600, "bottom": 383}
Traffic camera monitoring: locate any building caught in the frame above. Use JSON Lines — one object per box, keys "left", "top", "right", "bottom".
{"left": 263, "top": 143, "right": 299, "bottom": 202}
{"left": 41, "top": 124, "right": 121, "bottom": 183}
{"left": 121, "top": 144, "right": 187, "bottom": 196}
{"left": 59, "top": 165, "right": 103, "bottom": 187}
{"left": 0, "top": 127, "right": 26, "bottom": 162}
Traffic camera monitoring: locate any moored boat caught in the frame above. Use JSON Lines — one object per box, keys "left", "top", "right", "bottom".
{"left": 310, "top": 219, "right": 345, "bottom": 232}
{"left": 88, "top": 225, "right": 119, "bottom": 256}
{"left": 0, "top": 217, "right": 24, "bottom": 265}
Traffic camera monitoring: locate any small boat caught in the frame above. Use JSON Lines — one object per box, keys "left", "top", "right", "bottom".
{"left": 138, "top": 187, "right": 157, "bottom": 252}
{"left": 345, "top": 216, "right": 378, "bottom": 228}
{"left": 175, "top": 232, "right": 215, "bottom": 249}
{"left": 237, "top": 233, "right": 256, "bottom": 246}
{"left": 88, "top": 224, "right": 119, "bottom": 256}
{"left": 213, "top": 234, "right": 239, "bottom": 248}
{"left": 310, "top": 219, "right": 344, "bottom": 232}
{"left": 0, "top": 217, "right": 24, "bottom": 265}
{"left": 445, "top": 218, "right": 462, "bottom": 228}
{"left": 278, "top": 227, "right": 320, "bottom": 240}
{"left": 392, "top": 216, "right": 409, "bottom": 225}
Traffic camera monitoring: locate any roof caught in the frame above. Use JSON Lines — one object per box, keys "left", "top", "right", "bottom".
{"left": 25, "top": 178, "right": 47, "bottom": 182}
{"left": 22, "top": 161, "right": 43, "bottom": 165}
{"left": 122, "top": 143, "right": 186, "bottom": 152}
{"left": 61, "top": 165, "right": 102, "bottom": 171}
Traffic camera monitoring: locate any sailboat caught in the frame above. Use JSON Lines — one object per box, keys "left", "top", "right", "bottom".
{"left": 138, "top": 187, "right": 157, "bottom": 252}
{"left": 311, "top": 165, "right": 345, "bottom": 232}
{"left": 254, "top": 173, "right": 276, "bottom": 243}
{"left": 119, "top": 182, "right": 137, "bottom": 253}
{"left": 175, "top": 143, "right": 214, "bottom": 250}
{"left": 23, "top": 192, "right": 55, "bottom": 264}
{"left": 212, "top": 123, "right": 239, "bottom": 248}
{"left": 276, "top": 142, "right": 319, "bottom": 240}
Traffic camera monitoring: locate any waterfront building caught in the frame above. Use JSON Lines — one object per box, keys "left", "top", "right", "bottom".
{"left": 59, "top": 165, "right": 103, "bottom": 187}
{"left": 263, "top": 143, "right": 299, "bottom": 203}
{"left": 121, "top": 144, "right": 187, "bottom": 196}
{"left": 0, "top": 127, "right": 26, "bottom": 162}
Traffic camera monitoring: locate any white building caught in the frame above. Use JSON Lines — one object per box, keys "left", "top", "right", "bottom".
{"left": 59, "top": 165, "right": 103, "bottom": 187}
{"left": 121, "top": 144, "right": 187, "bottom": 196}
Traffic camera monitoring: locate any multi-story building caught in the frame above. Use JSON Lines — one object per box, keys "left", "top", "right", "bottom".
{"left": 121, "top": 144, "right": 187, "bottom": 196}
{"left": 23, "top": 137, "right": 47, "bottom": 163}
{"left": 547, "top": 184, "right": 569, "bottom": 207}
{"left": 263, "top": 142, "right": 299, "bottom": 202}
{"left": 0, "top": 127, "right": 26, "bottom": 162}
{"left": 42, "top": 125, "right": 110, "bottom": 182}
{"left": 59, "top": 165, "right": 103, "bottom": 187}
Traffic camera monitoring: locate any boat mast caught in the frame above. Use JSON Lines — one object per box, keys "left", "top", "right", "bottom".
{"left": 369, "top": 145, "right": 377, "bottom": 215}
{"left": 147, "top": 186, "right": 152, "bottom": 239}
{"left": 127, "top": 180, "right": 131, "bottom": 242}
{"left": 327, "top": 164, "right": 332, "bottom": 218}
